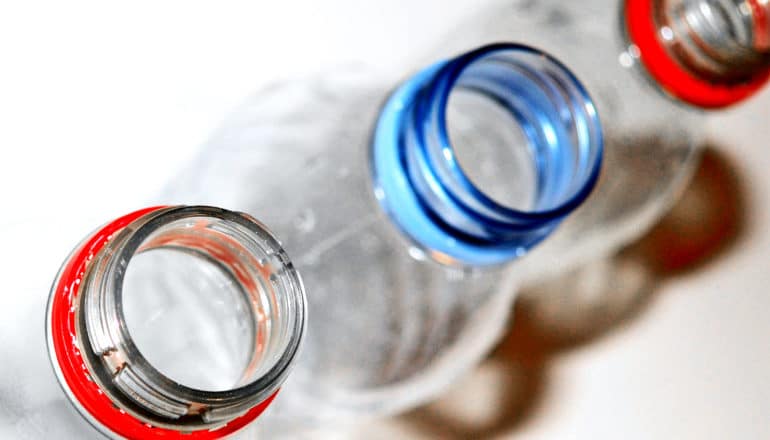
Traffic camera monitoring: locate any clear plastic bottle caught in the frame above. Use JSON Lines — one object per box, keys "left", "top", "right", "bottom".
{"left": 46, "top": 206, "right": 306, "bottom": 439}
{"left": 162, "top": 43, "right": 603, "bottom": 433}
{"left": 422, "top": 0, "right": 770, "bottom": 287}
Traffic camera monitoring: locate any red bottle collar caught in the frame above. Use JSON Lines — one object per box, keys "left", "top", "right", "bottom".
{"left": 48, "top": 206, "right": 277, "bottom": 439}
{"left": 625, "top": 0, "right": 770, "bottom": 108}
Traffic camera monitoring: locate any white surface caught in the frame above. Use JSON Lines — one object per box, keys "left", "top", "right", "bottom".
{"left": 1, "top": 1, "right": 769, "bottom": 439}
{"left": 0, "top": 0, "right": 475, "bottom": 222}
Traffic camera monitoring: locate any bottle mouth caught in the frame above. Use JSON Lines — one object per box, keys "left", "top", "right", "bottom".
{"left": 46, "top": 206, "right": 306, "bottom": 438}
{"left": 426, "top": 43, "right": 604, "bottom": 219}
{"left": 624, "top": 0, "right": 770, "bottom": 108}
{"left": 372, "top": 43, "right": 603, "bottom": 266}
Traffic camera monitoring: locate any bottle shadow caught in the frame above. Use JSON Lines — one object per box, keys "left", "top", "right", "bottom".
{"left": 395, "top": 146, "right": 747, "bottom": 438}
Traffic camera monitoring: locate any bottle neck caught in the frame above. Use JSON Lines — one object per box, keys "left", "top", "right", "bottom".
{"left": 371, "top": 43, "right": 603, "bottom": 267}
{"left": 47, "top": 206, "right": 306, "bottom": 438}
{"left": 625, "top": 0, "right": 770, "bottom": 108}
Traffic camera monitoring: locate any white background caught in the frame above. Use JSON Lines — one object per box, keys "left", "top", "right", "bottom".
{"left": 1, "top": 1, "right": 769, "bottom": 438}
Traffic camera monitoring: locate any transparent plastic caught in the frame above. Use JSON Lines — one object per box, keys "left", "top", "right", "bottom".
{"left": 161, "top": 44, "right": 602, "bottom": 434}
{"left": 46, "top": 206, "right": 306, "bottom": 439}
{"left": 417, "top": 0, "right": 769, "bottom": 347}
{"left": 423, "top": 0, "right": 769, "bottom": 285}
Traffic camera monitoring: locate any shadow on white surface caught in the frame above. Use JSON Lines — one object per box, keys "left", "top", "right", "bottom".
{"left": 388, "top": 147, "right": 748, "bottom": 438}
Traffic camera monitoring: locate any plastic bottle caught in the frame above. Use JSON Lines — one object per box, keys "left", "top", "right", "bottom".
{"left": 46, "top": 206, "right": 306, "bottom": 438}
{"left": 423, "top": 0, "right": 770, "bottom": 286}
{"left": 162, "top": 43, "right": 602, "bottom": 433}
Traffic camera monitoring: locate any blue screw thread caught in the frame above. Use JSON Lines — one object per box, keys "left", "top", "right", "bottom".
{"left": 370, "top": 43, "right": 603, "bottom": 266}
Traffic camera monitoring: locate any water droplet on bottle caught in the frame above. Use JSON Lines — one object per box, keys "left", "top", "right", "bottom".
{"left": 618, "top": 51, "right": 634, "bottom": 68}
{"left": 408, "top": 246, "right": 426, "bottom": 261}
{"left": 293, "top": 209, "right": 316, "bottom": 233}
{"left": 660, "top": 26, "right": 674, "bottom": 41}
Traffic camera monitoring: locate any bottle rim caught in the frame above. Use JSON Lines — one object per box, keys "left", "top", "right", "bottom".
{"left": 426, "top": 42, "right": 604, "bottom": 221}
{"left": 46, "top": 206, "right": 305, "bottom": 438}
{"left": 624, "top": 0, "right": 770, "bottom": 108}
{"left": 371, "top": 43, "right": 603, "bottom": 265}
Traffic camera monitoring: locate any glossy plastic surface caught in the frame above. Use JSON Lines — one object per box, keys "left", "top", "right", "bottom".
{"left": 46, "top": 206, "right": 303, "bottom": 439}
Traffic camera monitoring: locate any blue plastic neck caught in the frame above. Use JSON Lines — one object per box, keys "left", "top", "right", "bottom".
{"left": 371, "top": 43, "right": 603, "bottom": 266}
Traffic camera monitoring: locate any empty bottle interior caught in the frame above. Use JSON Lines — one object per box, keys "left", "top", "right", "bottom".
{"left": 120, "top": 216, "right": 290, "bottom": 392}
{"left": 445, "top": 50, "right": 598, "bottom": 214}
{"left": 123, "top": 248, "right": 255, "bottom": 391}
{"left": 447, "top": 88, "right": 538, "bottom": 210}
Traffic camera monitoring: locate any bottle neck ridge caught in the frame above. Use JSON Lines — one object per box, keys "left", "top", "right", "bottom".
{"left": 371, "top": 43, "right": 603, "bottom": 266}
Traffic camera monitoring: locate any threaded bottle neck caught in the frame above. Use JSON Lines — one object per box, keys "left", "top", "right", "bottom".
{"left": 625, "top": 0, "right": 770, "bottom": 107}
{"left": 47, "top": 206, "right": 306, "bottom": 438}
{"left": 661, "top": 0, "right": 770, "bottom": 78}
{"left": 371, "top": 43, "right": 603, "bottom": 266}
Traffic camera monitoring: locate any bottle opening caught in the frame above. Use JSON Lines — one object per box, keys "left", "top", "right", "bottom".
{"left": 447, "top": 87, "right": 538, "bottom": 211}
{"left": 47, "top": 206, "right": 305, "bottom": 436}
{"left": 664, "top": 0, "right": 770, "bottom": 80}
{"left": 624, "top": 0, "right": 770, "bottom": 107}
{"left": 371, "top": 43, "right": 603, "bottom": 266}
{"left": 123, "top": 248, "right": 255, "bottom": 392}
{"left": 444, "top": 49, "right": 601, "bottom": 214}
{"left": 118, "top": 213, "right": 299, "bottom": 394}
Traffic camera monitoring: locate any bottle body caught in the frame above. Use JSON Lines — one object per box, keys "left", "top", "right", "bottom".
{"left": 162, "top": 44, "right": 602, "bottom": 432}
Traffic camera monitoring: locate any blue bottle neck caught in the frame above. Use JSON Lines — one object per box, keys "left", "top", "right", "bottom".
{"left": 371, "top": 43, "right": 603, "bottom": 266}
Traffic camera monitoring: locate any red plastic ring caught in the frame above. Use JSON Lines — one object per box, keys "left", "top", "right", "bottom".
{"left": 48, "top": 206, "right": 277, "bottom": 439}
{"left": 625, "top": 0, "right": 770, "bottom": 108}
